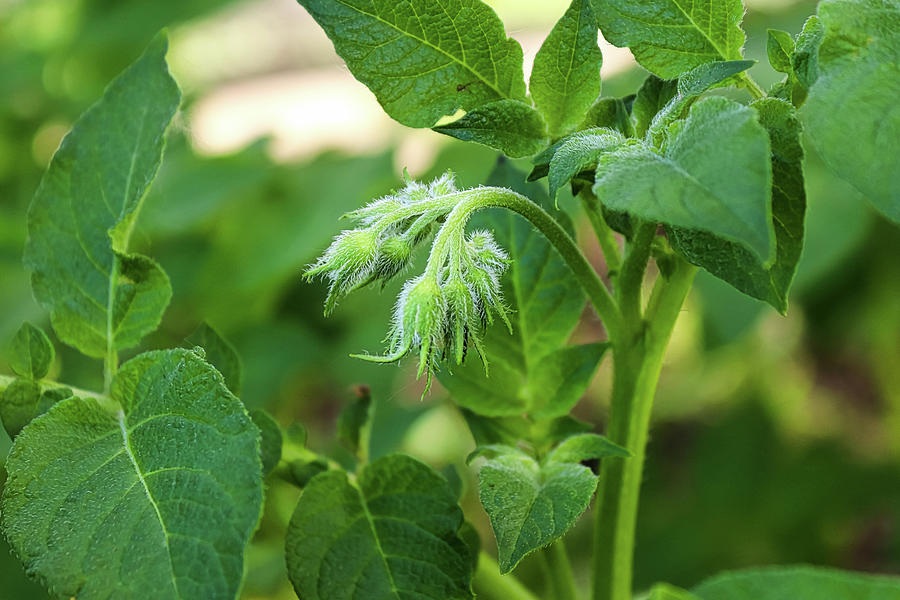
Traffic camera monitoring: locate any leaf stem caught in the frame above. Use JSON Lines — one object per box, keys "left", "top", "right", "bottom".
{"left": 579, "top": 191, "right": 622, "bottom": 276}
{"left": 474, "top": 553, "right": 540, "bottom": 600}
{"left": 739, "top": 72, "right": 766, "bottom": 100}
{"left": 591, "top": 254, "right": 696, "bottom": 600}
{"left": 540, "top": 541, "right": 580, "bottom": 600}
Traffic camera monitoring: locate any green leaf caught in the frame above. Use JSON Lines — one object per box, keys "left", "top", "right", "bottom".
{"left": 549, "top": 128, "right": 626, "bottom": 199}
{"left": 767, "top": 29, "right": 795, "bottom": 74}
{"left": 298, "top": 0, "right": 527, "bottom": 128}
{"left": 433, "top": 100, "right": 549, "bottom": 158}
{"left": 249, "top": 408, "right": 283, "bottom": 476}
{"left": 185, "top": 323, "right": 242, "bottom": 395}
{"left": 472, "top": 437, "right": 619, "bottom": 573}
{"left": 792, "top": 16, "right": 824, "bottom": 90}
{"left": 545, "top": 432, "right": 630, "bottom": 462}
{"left": 0, "top": 348, "right": 263, "bottom": 599}
{"left": 23, "top": 33, "right": 179, "bottom": 358}
{"left": 631, "top": 75, "right": 677, "bottom": 138}
{"left": 285, "top": 454, "right": 474, "bottom": 600}
{"left": 8, "top": 322, "right": 54, "bottom": 380}
{"left": 651, "top": 583, "right": 701, "bottom": 600}
{"left": 461, "top": 410, "right": 593, "bottom": 449}
{"left": 803, "top": 0, "right": 900, "bottom": 222}
{"left": 668, "top": 99, "right": 805, "bottom": 312}
{"left": 530, "top": 0, "right": 603, "bottom": 137}
{"left": 581, "top": 96, "right": 635, "bottom": 136}
{"left": 438, "top": 160, "right": 596, "bottom": 418}
{"left": 595, "top": 97, "right": 774, "bottom": 262}
{"left": 337, "top": 385, "right": 372, "bottom": 459}
{"left": 693, "top": 566, "right": 900, "bottom": 599}
{"left": 591, "top": 0, "right": 747, "bottom": 78}
{"left": 1, "top": 381, "right": 72, "bottom": 439}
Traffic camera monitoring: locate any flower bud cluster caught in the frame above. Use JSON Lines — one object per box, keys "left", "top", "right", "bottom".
{"left": 304, "top": 172, "right": 458, "bottom": 314}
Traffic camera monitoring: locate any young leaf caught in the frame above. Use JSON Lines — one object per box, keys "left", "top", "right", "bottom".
{"left": 8, "top": 322, "right": 54, "bottom": 380}
{"left": 285, "top": 454, "right": 474, "bottom": 600}
{"left": 591, "top": 0, "right": 747, "bottom": 78}
{"left": 581, "top": 96, "right": 635, "bottom": 136}
{"left": 0, "top": 382, "right": 71, "bottom": 439}
{"left": 791, "top": 16, "right": 824, "bottom": 90}
{"left": 766, "top": 29, "right": 795, "bottom": 74}
{"left": 530, "top": 0, "right": 603, "bottom": 137}
{"left": 631, "top": 76, "right": 677, "bottom": 138}
{"left": 297, "top": 0, "right": 527, "bottom": 128}
{"left": 548, "top": 128, "right": 626, "bottom": 199}
{"left": 0, "top": 348, "right": 263, "bottom": 599}
{"left": 595, "top": 97, "right": 774, "bottom": 262}
{"left": 803, "top": 0, "right": 900, "bottom": 222}
{"left": 24, "top": 33, "right": 179, "bottom": 358}
{"left": 472, "top": 436, "right": 626, "bottom": 573}
{"left": 693, "top": 566, "right": 900, "bottom": 599}
{"left": 249, "top": 408, "right": 283, "bottom": 476}
{"left": 433, "top": 100, "right": 549, "bottom": 158}
{"left": 185, "top": 323, "right": 243, "bottom": 395}
{"left": 668, "top": 99, "right": 805, "bottom": 313}
{"left": 438, "top": 161, "right": 599, "bottom": 418}
{"left": 336, "top": 384, "right": 372, "bottom": 459}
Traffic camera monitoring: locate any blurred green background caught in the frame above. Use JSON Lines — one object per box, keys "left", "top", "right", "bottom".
{"left": 1, "top": 0, "right": 898, "bottom": 598}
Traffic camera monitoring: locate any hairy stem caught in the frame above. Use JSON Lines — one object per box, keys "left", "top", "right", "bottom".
{"left": 592, "top": 255, "right": 696, "bottom": 600}
{"left": 739, "top": 72, "right": 766, "bottom": 100}
{"left": 474, "top": 553, "right": 540, "bottom": 600}
{"left": 579, "top": 191, "right": 622, "bottom": 276}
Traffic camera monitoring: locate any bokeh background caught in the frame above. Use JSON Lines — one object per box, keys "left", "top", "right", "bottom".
{"left": 1, "top": 0, "right": 898, "bottom": 598}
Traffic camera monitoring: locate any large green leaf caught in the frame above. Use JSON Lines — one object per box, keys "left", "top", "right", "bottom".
{"left": 285, "top": 454, "right": 474, "bottom": 600}
{"left": 668, "top": 99, "right": 804, "bottom": 312}
{"left": 437, "top": 161, "right": 597, "bottom": 418}
{"left": 297, "top": 0, "right": 527, "bottom": 128}
{"left": 594, "top": 96, "right": 774, "bottom": 262}
{"left": 591, "top": 0, "right": 747, "bottom": 78}
{"left": 803, "top": 0, "right": 900, "bottom": 222}
{"left": 23, "top": 33, "right": 179, "bottom": 358}
{"left": 530, "top": 0, "right": 603, "bottom": 137}
{"left": 471, "top": 434, "right": 628, "bottom": 573}
{"left": 0, "top": 348, "right": 264, "bottom": 599}
{"left": 693, "top": 566, "right": 900, "bottom": 599}
{"left": 433, "top": 99, "right": 549, "bottom": 157}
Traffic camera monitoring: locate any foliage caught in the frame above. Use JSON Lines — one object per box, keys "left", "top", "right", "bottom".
{"left": 0, "top": 0, "right": 898, "bottom": 599}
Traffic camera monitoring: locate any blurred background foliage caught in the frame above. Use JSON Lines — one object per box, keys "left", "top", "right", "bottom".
{"left": 0, "top": 0, "right": 898, "bottom": 598}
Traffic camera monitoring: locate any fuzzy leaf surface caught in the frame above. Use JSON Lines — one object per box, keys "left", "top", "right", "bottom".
{"left": 668, "top": 99, "right": 804, "bottom": 312}
{"left": 0, "top": 348, "right": 264, "bottom": 600}
{"left": 8, "top": 322, "right": 54, "bottom": 380}
{"left": 473, "top": 436, "right": 625, "bottom": 573}
{"left": 595, "top": 97, "right": 773, "bottom": 262}
{"left": 23, "top": 33, "right": 179, "bottom": 358}
{"left": 433, "top": 99, "right": 548, "bottom": 157}
{"left": 693, "top": 566, "right": 900, "bottom": 599}
{"left": 530, "top": 0, "right": 603, "bottom": 137}
{"left": 548, "top": 128, "right": 625, "bottom": 199}
{"left": 297, "top": 0, "right": 527, "bottom": 128}
{"left": 285, "top": 454, "right": 474, "bottom": 600}
{"left": 438, "top": 161, "right": 596, "bottom": 418}
{"left": 803, "top": 0, "right": 900, "bottom": 222}
{"left": 591, "top": 0, "right": 747, "bottom": 78}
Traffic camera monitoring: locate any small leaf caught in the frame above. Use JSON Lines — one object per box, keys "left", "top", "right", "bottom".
{"left": 1, "top": 381, "right": 71, "bottom": 439}
{"left": 792, "top": 16, "right": 824, "bottom": 89}
{"left": 0, "top": 348, "right": 263, "bottom": 599}
{"left": 185, "top": 323, "right": 243, "bottom": 395}
{"left": 631, "top": 76, "right": 677, "bottom": 138}
{"left": 548, "top": 128, "right": 626, "bottom": 199}
{"left": 546, "top": 433, "right": 630, "bottom": 463}
{"left": 668, "top": 99, "right": 805, "bottom": 312}
{"left": 460, "top": 410, "right": 593, "bottom": 449}
{"left": 581, "top": 96, "right": 635, "bottom": 136}
{"left": 803, "top": 0, "right": 900, "bottom": 222}
{"left": 336, "top": 385, "right": 372, "bottom": 459}
{"left": 298, "top": 0, "right": 527, "bottom": 128}
{"left": 438, "top": 160, "right": 593, "bottom": 418}
{"left": 8, "top": 322, "right": 54, "bottom": 380}
{"left": 433, "top": 100, "right": 549, "bottom": 158}
{"left": 249, "top": 408, "right": 283, "bottom": 476}
{"left": 473, "top": 440, "right": 606, "bottom": 573}
{"left": 693, "top": 565, "right": 900, "bottom": 599}
{"left": 767, "top": 29, "right": 795, "bottom": 74}
{"left": 595, "top": 97, "right": 774, "bottom": 262}
{"left": 285, "top": 454, "right": 474, "bottom": 600}
{"left": 530, "top": 0, "right": 603, "bottom": 137}
{"left": 591, "top": 0, "right": 748, "bottom": 78}
{"left": 23, "top": 33, "right": 179, "bottom": 358}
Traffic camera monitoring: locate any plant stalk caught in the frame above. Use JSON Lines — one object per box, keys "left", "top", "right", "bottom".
{"left": 474, "top": 553, "right": 541, "bottom": 600}
{"left": 591, "top": 256, "right": 696, "bottom": 600}
{"left": 541, "top": 541, "right": 580, "bottom": 600}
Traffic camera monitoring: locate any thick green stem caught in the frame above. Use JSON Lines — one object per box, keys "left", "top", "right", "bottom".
{"left": 591, "top": 257, "right": 696, "bottom": 600}
{"left": 474, "top": 553, "right": 540, "bottom": 600}
{"left": 426, "top": 188, "right": 623, "bottom": 341}
{"left": 541, "top": 541, "right": 580, "bottom": 600}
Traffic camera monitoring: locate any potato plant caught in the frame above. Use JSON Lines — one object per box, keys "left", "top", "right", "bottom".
{"left": 0, "top": 0, "right": 897, "bottom": 599}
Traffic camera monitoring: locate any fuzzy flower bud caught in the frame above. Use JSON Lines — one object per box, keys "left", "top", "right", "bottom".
{"left": 442, "top": 275, "right": 482, "bottom": 366}
{"left": 304, "top": 228, "right": 379, "bottom": 314}
{"left": 374, "top": 235, "right": 413, "bottom": 282}
{"left": 463, "top": 231, "right": 512, "bottom": 331}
